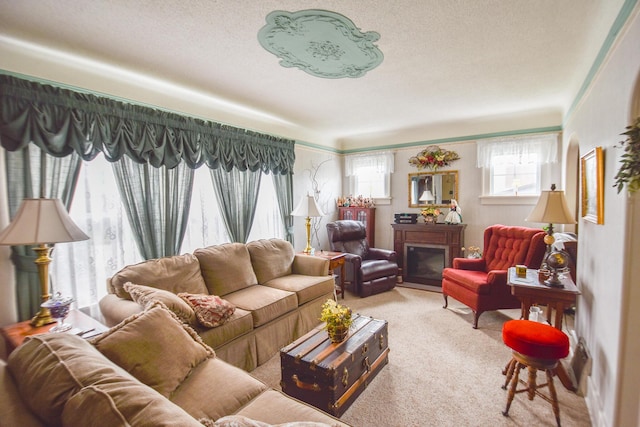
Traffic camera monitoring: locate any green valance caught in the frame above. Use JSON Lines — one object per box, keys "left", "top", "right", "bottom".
{"left": 0, "top": 75, "right": 295, "bottom": 174}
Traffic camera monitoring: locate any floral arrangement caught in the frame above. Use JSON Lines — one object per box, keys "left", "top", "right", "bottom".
{"left": 420, "top": 207, "right": 441, "bottom": 217}
{"left": 408, "top": 145, "right": 460, "bottom": 171}
{"left": 337, "top": 194, "right": 374, "bottom": 208}
{"left": 320, "top": 299, "right": 353, "bottom": 331}
{"left": 462, "top": 246, "right": 482, "bottom": 259}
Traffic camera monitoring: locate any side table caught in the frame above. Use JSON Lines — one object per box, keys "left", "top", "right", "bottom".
{"left": 302, "top": 251, "right": 346, "bottom": 299}
{"left": 1, "top": 309, "right": 108, "bottom": 357}
{"left": 507, "top": 267, "right": 581, "bottom": 391}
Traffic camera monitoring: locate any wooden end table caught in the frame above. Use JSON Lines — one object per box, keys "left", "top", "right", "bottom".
{"left": 1, "top": 309, "right": 108, "bottom": 357}
{"left": 507, "top": 267, "right": 581, "bottom": 391}
{"left": 301, "top": 251, "right": 346, "bottom": 299}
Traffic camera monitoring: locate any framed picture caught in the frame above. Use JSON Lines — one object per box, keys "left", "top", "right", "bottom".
{"left": 581, "top": 147, "right": 604, "bottom": 224}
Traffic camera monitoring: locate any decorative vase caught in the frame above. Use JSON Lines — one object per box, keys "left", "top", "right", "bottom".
{"left": 328, "top": 325, "right": 349, "bottom": 343}
{"left": 423, "top": 215, "right": 436, "bottom": 224}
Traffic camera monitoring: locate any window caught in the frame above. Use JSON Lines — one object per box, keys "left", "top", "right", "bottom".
{"left": 344, "top": 152, "right": 394, "bottom": 199}
{"left": 477, "top": 134, "right": 558, "bottom": 197}
{"left": 52, "top": 155, "right": 283, "bottom": 309}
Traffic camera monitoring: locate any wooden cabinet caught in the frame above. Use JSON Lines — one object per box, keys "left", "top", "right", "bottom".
{"left": 338, "top": 207, "right": 375, "bottom": 247}
{"left": 391, "top": 223, "right": 465, "bottom": 288}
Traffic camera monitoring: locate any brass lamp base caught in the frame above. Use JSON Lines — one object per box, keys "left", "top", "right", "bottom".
{"left": 303, "top": 216, "right": 313, "bottom": 254}
{"left": 31, "top": 308, "right": 55, "bottom": 327}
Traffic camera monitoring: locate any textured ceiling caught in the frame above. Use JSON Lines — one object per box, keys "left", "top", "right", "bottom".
{"left": 0, "top": 1, "right": 628, "bottom": 150}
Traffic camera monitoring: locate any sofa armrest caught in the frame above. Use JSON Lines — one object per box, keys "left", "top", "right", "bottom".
{"left": 98, "top": 294, "right": 144, "bottom": 327}
{"left": 292, "top": 254, "right": 329, "bottom": 276}
{"left": 367, "top": 247, "right": 397, "bottom": 262}
{"left": 452, "top": 257, "right": 486, "bottom": 271}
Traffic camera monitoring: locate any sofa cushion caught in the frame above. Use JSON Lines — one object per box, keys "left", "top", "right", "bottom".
{"left": 263, "top": 274, "right": 334, "bottom": 305}
{"left": 0, "top": 360, "right": 46, "bottom": 427}
{"left": 223, "top": 285, "right": 297, "bottom": 327}
{"left": 211, "top": 415, "right": 335, "bottom": 427}
{"left": 61, "top": 379, "right": 203, "bottom": 427}
{"left": 6, "top": 333, "right": 145, "bottom": 427}
{"left": 236, "top": 390, "right": 347, "bottom": 426}
{"left": 247, "top": 239, "right": 295, "bottom": 284}
{"left": 90, "top": 302, "right": 214, "bottom": 398}
{"left": 110, "top": 253, "right": 208, "bottom": 300}
{"left": 179, "top": 293, "right": 236, "bottom": 328}
{"left": 197, "top": 308, "right": 254, "bottom": 348}
{"left": 171, "top": 357, "right": 269, "bottom": 421}
{"left": 124, "top": 282, "right": 197, "bottom": 326}
{"left": 195, "top": 243, "right": 258, "bottom": 296}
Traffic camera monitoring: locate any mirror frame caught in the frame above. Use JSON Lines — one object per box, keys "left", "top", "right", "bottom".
{"left": 408, "top": 170, "right": 459, "bottom": 208}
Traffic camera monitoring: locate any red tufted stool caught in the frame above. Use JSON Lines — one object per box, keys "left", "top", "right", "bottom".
{"left": 501, "top": 319, "right": 569, "bottom": 427}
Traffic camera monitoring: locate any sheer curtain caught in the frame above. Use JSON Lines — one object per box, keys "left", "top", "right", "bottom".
{"left": 476, "top": 134, "right": 558, "bottom": 168}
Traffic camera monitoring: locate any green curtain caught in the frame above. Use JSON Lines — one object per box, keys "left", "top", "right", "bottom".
{"left": 112, "top": 156, "right": 193, "bottom": 259}
{"left": 5, "top": 146, "right": 81, "bottom": 321}
{"left": 210, "top": 167, "right": 261, "bottom": 243}
{"left": 0, "top": 75, "right": 295, "bottom": 174}
{"left": 272, "top": 173, "right": 295, "bottom": 243}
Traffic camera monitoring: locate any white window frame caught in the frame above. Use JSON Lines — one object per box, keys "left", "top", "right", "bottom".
{"left": 477, "top": 133, "right": 559, "bottom": 205}
{"left": 344, "top": 151, "right": 394, "bottom": 203}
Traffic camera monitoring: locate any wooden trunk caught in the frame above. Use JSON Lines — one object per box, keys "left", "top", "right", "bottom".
{"left": 280, "top": 314, "right": 389, "bottom": 417}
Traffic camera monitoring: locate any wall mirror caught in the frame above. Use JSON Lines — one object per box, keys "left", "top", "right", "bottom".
{"left": 408, "top": 170, "right": 459, "bottom": 208}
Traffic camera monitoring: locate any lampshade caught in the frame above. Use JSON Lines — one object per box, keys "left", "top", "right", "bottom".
{"left": 419, "top": 190, "right": 435, "bottom": 202}
{"left": 0, "top": 198, "right": 89, "bottom": 245}
{"left": 291, "top": 194, "right": 325, "bottom": 218}
{"left": 525, "top": 188, "right": 576, "bottom": 225}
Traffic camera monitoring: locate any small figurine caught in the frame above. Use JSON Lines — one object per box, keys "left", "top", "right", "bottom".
{"left": 444, "top": 199, "right": 463, "bottom": 224}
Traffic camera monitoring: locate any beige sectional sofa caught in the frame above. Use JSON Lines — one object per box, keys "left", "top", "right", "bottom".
{"left": 99, "top": 238, "right": 335, "bottom": 371}
{"left": 0, "top": 302, "right": 349, "bottom": 427}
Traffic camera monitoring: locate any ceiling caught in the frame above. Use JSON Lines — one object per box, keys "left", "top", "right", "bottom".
{"left": 0, "top": 1, "right": 628, "bottom": 151}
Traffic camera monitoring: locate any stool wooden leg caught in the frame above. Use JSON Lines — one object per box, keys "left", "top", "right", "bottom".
{"left": 546, "top": 369, "right": 561, "bottom": 427}
{"left": 502, "top": 358, "right": 517, "bottom": 390}
{"left": 502, "top": 362, "right": 522, "bottom": 416}
{"left": 527, "top": 366, "right": 537, "bottom": 400}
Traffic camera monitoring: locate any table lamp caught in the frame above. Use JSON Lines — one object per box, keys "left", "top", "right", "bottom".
{"left": 419, "top": 190, "right": 435, "bottom": 203}
{"left": 0, "top": 198, "right": 89, "bottom": 326}
{"left": 525, "top": 184, "right": 576, "bottom": 286}
{"left": 291, "top": 193, "right": 325, "bottom": 254}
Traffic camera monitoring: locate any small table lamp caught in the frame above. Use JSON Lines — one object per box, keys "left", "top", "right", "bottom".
{"left": 419, "top": 190, "right": 435, "bottom": 203}
{"left": 291, "top": 193, "right": 325, "bottom": 254}
{"left": 525, "top": 184, "right": 576, "bottom": 286}
{"left": 0, "top": 198, "right": 89, "bottom": 326}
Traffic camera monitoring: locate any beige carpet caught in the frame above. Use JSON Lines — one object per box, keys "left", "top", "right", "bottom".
{"left": 250, "top": 286, "right": 591, "bottom": 427}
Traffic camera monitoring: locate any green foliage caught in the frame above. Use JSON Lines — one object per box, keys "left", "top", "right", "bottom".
{"left": 320, "top": 299, "right": 353, "bottom": 330}
{"left": 614, "top": 117, "right": 640, "bottom": 194}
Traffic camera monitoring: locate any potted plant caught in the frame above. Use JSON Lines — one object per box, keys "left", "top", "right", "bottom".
{"left": 614, "top": 116, "right": 640, "bottom": 194}
{"left": 420, "top": 206, "right": 441, "bottom": 224}
{"left": 320, "top": 299, "right": 353, "bottom": 343}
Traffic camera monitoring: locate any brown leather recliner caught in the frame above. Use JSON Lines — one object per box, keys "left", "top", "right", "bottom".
{"left": 326, "top": 220, "right": 398, "bottom": 297}
{"left": 442, "top": 224, "right": 547, "bottom": 328}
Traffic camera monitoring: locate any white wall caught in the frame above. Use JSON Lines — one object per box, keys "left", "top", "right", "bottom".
{"left": 562, "top": 6, "right": 640, "bottom": 426}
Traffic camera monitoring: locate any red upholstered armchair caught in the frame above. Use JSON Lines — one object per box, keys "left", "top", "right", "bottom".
{"left": 442, "top": 224, "right": 547, "bottom": 328}
{"left": 326, "top": 220, "right": 398, "bottom": 297}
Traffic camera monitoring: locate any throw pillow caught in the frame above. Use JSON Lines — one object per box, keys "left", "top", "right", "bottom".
{"left": 212, "top": 415, "right": 334, "bottom": 427}
{"left": 124, "top": 282, "right": 197, "bottom": 326}
{"left": 90, "top": 301, "right": 214, "bottom": 397}
{"left": 178, "top": 293, "right": 236, "bottom": 328}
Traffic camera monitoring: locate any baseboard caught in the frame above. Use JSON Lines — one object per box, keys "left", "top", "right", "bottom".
{"left": 397, "top": 282, "right": 442, "bottom": 293}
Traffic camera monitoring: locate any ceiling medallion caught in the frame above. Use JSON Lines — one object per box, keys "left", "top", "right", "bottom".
{"left": 258, "top": 9, "right": 383, "bottom": 79}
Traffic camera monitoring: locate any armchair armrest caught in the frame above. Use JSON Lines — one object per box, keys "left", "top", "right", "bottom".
{"left": 452, "top": 257, "right": 486, "bottom": 271}
{"left": 486, "top": 269, "right": 508, "bottom": 286}
{"left": 343, "top": 253, "right": 362, "bottom": 270}
{"left": 367, "top": 247, "right": 397, "bottom": 262}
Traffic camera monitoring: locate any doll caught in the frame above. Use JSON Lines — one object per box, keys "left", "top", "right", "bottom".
{"left": 444, "top": 199, "right": 463, "bottom": 224}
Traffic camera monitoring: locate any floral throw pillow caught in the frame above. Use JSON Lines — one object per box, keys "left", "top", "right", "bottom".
{"left": 178, "top": 293, "right": 236, "bottom": 328}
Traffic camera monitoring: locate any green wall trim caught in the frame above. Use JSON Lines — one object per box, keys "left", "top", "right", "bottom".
{"left": 563, "top": 0, "right": 639, "bottom": 125}
{"left": 295, "top": 140, "right": 341, "bottom": 153}
{"left": 338, "top": 126, "right": 563, "bottom": 155}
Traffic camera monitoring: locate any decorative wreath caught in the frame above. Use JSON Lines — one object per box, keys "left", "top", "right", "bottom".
{"left": 408, "top": 146, "right": 460, "bottom": 171}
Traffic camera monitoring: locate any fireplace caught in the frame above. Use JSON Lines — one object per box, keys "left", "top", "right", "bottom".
{"left": 391, "top": 223, "right": 466, "bottom": 291}
{"left": 404, "top": 243, "right": 449, "bottom": 288}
